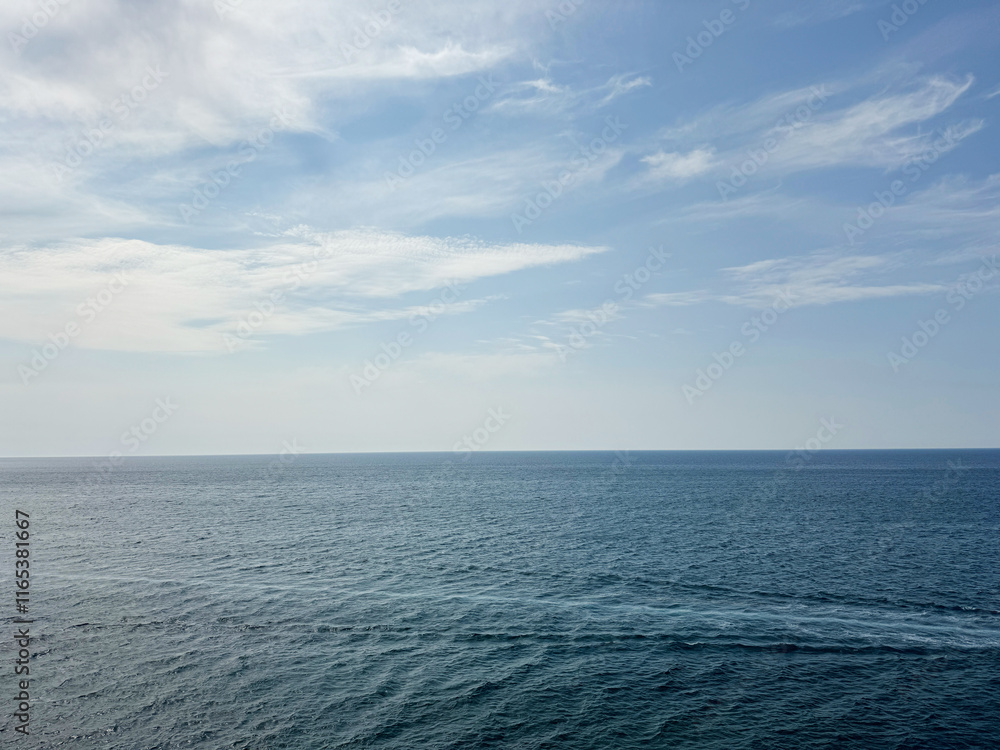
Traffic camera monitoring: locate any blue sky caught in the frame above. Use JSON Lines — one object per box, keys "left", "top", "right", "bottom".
{"left": 2, "top": 0, "right": 998, "bottom": 456}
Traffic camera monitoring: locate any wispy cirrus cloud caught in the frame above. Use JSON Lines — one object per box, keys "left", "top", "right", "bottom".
{"left": 718, "top": 253, "right": 946, "bottom": 306}
{"left": 773, "top": 0, "right": 884, "bottom": 28}
{"left": 488, "top": 73, "right": 652, "bottom": 117}
{"left": 887, "top": 174, "right": 1000, "bottom": 238}
{"left": 302, "top": 138, "right": 628, "bottom": 227}
{"left": 766, "top": 76, "right": 978, "bottom": 170}
{"left": 637, "top": 253, "right": 947, "bottom": 309}
{"left": 638, "top": 75, "right": 979, "bottom": 187}
{"left": 638, "top": 291, "right": 712, "bottom": 308}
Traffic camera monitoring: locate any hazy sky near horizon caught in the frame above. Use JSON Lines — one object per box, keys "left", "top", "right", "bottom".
{"left": 2, "top": 0, "right": 998, "bottom": 456}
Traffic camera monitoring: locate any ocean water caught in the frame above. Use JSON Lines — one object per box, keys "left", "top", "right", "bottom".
{"left": 1, "top": 450, "right": 999, "bottom": 749}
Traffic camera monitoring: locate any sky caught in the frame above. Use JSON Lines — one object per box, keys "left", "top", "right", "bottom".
{"left": 1, "top": 0, "right": 998, "bottom": 456}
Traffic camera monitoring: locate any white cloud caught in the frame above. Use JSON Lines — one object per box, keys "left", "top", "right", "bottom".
{"left": 550, "top": 305, "right": 625, "bottom": 325}
{"left": 0, "top": 0, "right": 574, "bottom": 244}
{"left": 640, "top": 149, "right": 716, "bottom": 182}
{"left": 488, "top": 73, "right": 651, "bottom": 117}
{"left": 656, "top": 83, "right": 845, "bottom": 143}
{"left": 303, "top": 136, "right": 628, "bottom": 227}
{"left": 0, "top": 229, "right": 608, "bottom": 353}
{"left": 290, "top": 43, "right": 512, "bottom": 82}
{"left": 770, "top": 76, "right": 977, "bottom": 170}
{"left": 0, "top": 0, "right": 550, "bottom": 176}
{"left": 0, "top": 2, "right": 644, "bottom": 236}
{"left": 647, "top": 76, "right": 977, "bottom": 186}
{"left": 890, "top": 174, "right": 1000, "bottom": 235}
{"left": 639, "top": 291, "right": 711, "bottom": 307}
{"left": 637, "top": 254, "right": 948, "bottom": 309}
{"left": 598, "top": 74, "right": 654, "bottom": 106}
{"left": 719, "top": 253, "right": 946, "bottom": 306}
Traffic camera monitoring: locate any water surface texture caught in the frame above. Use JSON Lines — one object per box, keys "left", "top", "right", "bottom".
{"left": 1, "top": 451, "right": 998, "bottom": 748}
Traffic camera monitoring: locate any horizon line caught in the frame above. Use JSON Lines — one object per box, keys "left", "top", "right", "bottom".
{"left": 2, "top": 447, "right": 999, "bottom": 460}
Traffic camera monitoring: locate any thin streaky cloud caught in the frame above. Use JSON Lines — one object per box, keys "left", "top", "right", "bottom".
{"left": 641, "top": 76, "right": 977, "bottom": 187}
{"left": 773, "top": 0, "right": 883, "bottom": 28}
{"left": 0, "top": 230, "right": 608, "bottom": 353}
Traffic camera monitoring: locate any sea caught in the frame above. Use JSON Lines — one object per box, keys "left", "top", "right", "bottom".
{"left": 1, "top": 450, "right": 998, "bottom": 749}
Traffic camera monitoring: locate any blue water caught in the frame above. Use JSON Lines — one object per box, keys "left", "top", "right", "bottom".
{"left": 1, "top": 450, "right": 999, "bottom": 748}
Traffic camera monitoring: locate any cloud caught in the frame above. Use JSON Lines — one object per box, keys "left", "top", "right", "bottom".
{"left": 769, "top": 76, "right": 977, "bottom": 170}
{"left": 773, "top": 0, "right": 882, "bottom": 28}
{"left": 668, "top": 190, "right": 822, "bottom": 224}
{"left": 656, "top": 83, "right": 845, "bottom": 143}
{"left": 719, "top": 253, "right": 946, "bottom": 306}
{"left": 0, "top": 0, "right": 577, "bottom": 247}
{"left": 287, "top": 43, "right": 512, "bottom": 82}
{"left": 889, "top": 174, "right": 1000, "bottom": 235}
{"left": 668, "top": 167, "right": 1000, "bottom": 262}
{"left": 512, "top": 301, "right": 632, "bottom": 356}
{"left": 638, "top": 291, "right": 711, "bottom": 307}
{"left": 843, "top": 173, "right": 1000, "bottom": 265}
{"left": 637, "top": 253, "right": 948, "bottom": 310}
{"left": 549, "top": 306, "right": 626, "bottom": 325}
{"left": 488, "top": 73, "right": 652, "bottom": 117}
{"left": 643, "top": 75, "right": 977, "bottom": 188}
{"left": 597, "top": 74, "right": 654, "bottom": 107}
{"left": 0, "top": 229, "right": 608, "bottom": 354}
{"left": 640, "top": 149, "right": 716, "bottom": 182}
{"left": 303, "top": 135, "right": 628, "bottom": 227}
{"left": 0, "top": 0, "right": 550, "bottom": 197}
